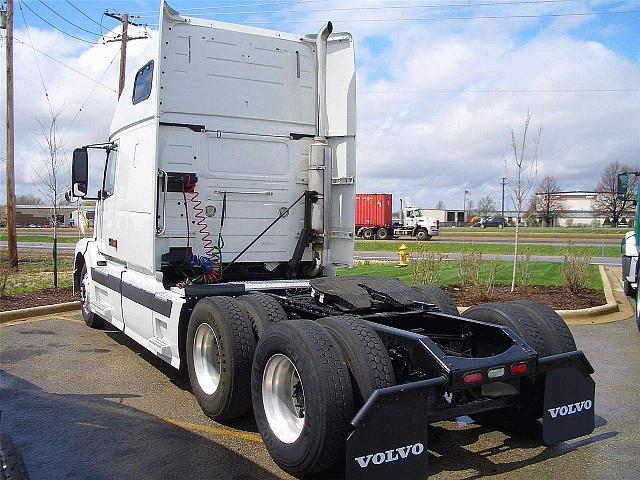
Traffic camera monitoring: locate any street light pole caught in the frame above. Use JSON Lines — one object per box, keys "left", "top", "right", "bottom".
{"left": 501, "top": 177, "right": 507, "bottom": 218}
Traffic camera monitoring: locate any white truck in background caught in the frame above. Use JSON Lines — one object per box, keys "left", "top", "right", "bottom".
{"left": 68, "top": 3, "right": 596, "bottom": 479}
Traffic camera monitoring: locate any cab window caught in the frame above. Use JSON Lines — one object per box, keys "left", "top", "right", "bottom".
{"left": 103, "top": 149, "right": 118, "bottom": 198}
{"left": 132, "top": 61, "right": 154, "bottom": 104}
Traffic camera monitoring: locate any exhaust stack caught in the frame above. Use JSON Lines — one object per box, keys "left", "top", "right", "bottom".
{"left": 308, "top": 21, "right": 333, "bottom": 257}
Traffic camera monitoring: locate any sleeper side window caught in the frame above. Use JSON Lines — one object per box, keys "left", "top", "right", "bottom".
{"left": 103, "top": 149, "right": 118, "bottom": 198}
{"left": 132, "top": 61, "right": 154, "bottom": 104}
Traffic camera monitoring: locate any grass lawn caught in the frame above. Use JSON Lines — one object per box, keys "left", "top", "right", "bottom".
{"left": 439, "top": 227, "right": 627, "bottom": 239}
{"left": 338, "top": 261, "right": 603, "bottom": 290}
{"left": 0, "top": 234, "right": 81, "bottom": 243}
{"left": 355, "top": 240, "right": 618, "bottom": 258}
{"left": 441, "top": 227, "right": 627, "bottom": 234}
{"left": 1, "top": 253, "right": 74, "bottom": 295}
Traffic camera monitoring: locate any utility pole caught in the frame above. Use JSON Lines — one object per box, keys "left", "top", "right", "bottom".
{"left": 104, "top": 11, "right": 147, "bottom": 98}
{"left": 501, "top": 177, "right": 507, "bottom": 218}
{"left": 3, "top": 0, "right": 17, "bottom": 269}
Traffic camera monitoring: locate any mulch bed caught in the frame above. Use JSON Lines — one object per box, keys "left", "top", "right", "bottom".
{"left": 444, "top": 285, "right": 606, "bottom": 310}
{"left": 1, "top": 287, "right": 76, "bottom": 312}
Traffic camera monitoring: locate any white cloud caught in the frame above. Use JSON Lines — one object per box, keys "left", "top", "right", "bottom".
{"left": 0, "top": 25, "right": 152, "bottom": 200}
{"left": 356, "top": 29, "right": 640, "bottom": 209}
{"left": 1, "top": 10, "right": 638, "bottom": 213}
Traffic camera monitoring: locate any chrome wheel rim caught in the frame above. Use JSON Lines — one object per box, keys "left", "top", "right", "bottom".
{"left": 262, "top": 354, "right": 305, "bottom": 444}
{"left": 80, "top": 272, "right": 90, "bottom": 315}
{"left": 193, "top": 323, "right": 221, "bottom": 395}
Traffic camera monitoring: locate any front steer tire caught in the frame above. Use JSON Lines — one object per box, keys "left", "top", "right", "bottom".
{"left": 187, "top": 296, "right": 256, "bottom": 421}
{"left": 252, "top": 320, "right": 354, "bottom": 477}
{"left": 416, "top": 228, "right": 430, "bottom": 241}
{"left": 80, "top": 264, "right": 106, "bottom": 329}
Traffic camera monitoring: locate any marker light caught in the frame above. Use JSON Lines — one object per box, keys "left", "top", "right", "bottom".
{"left": 510, "top": 362, "right": 529, "bottom": 375}
{"left": 487, "top": 367, "right": 506, "bottom": 379}
{"left": 463, "top": 372, "right": 483, "bottom": 384}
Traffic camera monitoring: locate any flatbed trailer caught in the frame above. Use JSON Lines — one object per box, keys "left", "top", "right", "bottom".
{"left": 68, "top": 3, "right": 595, "bottom": 479}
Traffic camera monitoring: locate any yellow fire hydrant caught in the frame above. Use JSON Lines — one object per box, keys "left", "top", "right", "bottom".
{"left": 397, "top": 244, "right": 409, "bottom": 267}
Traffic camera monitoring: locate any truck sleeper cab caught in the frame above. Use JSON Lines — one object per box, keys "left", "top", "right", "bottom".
{"left": 70, "top": 3, "right": 596, "bottom": 479}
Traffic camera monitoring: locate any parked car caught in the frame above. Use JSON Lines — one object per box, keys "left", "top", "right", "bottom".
{"left": 477, "top": 216, "right": 508, "bottom": 229}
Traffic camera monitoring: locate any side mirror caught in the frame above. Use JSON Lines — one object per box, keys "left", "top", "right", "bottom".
{"left": 617, "top": 173, "right": 630, "bottom": 201}
{"left": 72, "top": 148, "right": 89, "bottom": 198}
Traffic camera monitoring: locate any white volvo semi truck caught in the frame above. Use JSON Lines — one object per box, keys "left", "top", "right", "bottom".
{"left": 69, "top": 3, "right": 596, "bottom": 478}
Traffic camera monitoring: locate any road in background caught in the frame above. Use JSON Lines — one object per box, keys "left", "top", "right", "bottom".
{"left": 0, "top": 242, "right": 75, "bottom": 252}
{"left": 1, "top": 314, "right": 637, "bottom": 479}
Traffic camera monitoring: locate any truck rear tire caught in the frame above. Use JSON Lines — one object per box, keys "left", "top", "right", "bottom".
{"left": 317, "top": 315, "right": 395, "bottom": 406}
{"left": 362, "top": 228, "right": 374, "bottom": 240}
{"left": 462, "top": 301, "right": 577, "bottom": 428}
{"left": 416, "top": 228, "right": 430, "bottom": 241}
{"left": 0, "top": 434, "right": 28, "bottom": 480}
{"left": 252, "top": 320, "right": 354, "bottom": 477}
{"left": 236, "top": 293, "right": 288, "bottom": 338}
{"left": 80, "top": 264, "right": 106, "bottom": 329}
{"left": 411, "top": 285, "right": 458, "bottom": 316}
{"left": 187, "top": 296, "right": 256, "bottom": 420}
{"left": 511, "top": 300, "right": 576, "bottom": 354}
{"left": 376, "top": 227, "right": 389, "bottom": 240}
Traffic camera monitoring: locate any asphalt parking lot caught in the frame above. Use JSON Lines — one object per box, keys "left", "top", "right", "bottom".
{"left": 2, "top": 312, "right": 639, "bottom": 479}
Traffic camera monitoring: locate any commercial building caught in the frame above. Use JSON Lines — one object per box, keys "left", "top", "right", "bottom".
{"left": 1, "top": 204, "right": 94, "bottom": 227}
{"left": 533, "top": 191, "right": 611, "bottom": 227}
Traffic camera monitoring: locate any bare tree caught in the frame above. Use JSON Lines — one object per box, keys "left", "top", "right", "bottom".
{"left": 477, "top": 195, "right": 496, "bottom": 218}
{"left": 465, "top": 198, "right": 475, "bottom": 222}
{"left": 435, "top": 199, "right": 446, "bottom": 210}
{"left": 505, "top": 110, "right": 542, "bottom": 293}
{"left": 34, "top": 111, "right": 69, "bottom": 288}
{"left": 535, "top": 175, "right": 564, "bottom": 227}
{"left": 592, "top": 161, "right": 638, "bottom": 226}
{"left": 15, "top": 194, "right": 43, "bottom": 205}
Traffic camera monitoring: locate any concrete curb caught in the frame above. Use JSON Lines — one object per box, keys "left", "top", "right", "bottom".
{"left": 0, "top": 301, "right": 80, "bottom": 324}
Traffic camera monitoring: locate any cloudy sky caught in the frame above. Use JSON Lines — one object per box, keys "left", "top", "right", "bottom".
{"left": 1, "top": 0, "right": 638, "bottom": 211}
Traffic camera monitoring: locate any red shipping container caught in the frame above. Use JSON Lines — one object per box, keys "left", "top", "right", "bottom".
{"left": 355, "top": 193, "right": 393, "bottom": 228}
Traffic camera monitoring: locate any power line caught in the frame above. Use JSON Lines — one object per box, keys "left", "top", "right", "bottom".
{"left": 14, "top": 37, "right": 118, "bottom": 93}
{"left": 223, "top": 9, "right": 640, "bottom": 23}
{"left": 65, "top": 0, "right": 106, "bottom": 30}
{"left": 19, "top": 0, "right": 104, "bottom": 44}
{"left": 37, "top": 1, "right": 105, "bottom": 37}
{"left": 17, "top": 0, "right": 54, "bottom": 118}
{"left": 136, "top": 0, "right": 595, "bottom": 18}
{"left": 62, "top": 46, "right": 121, "bottom": 142}
{"left": 360, "top": 88, "right": 640, "bottom": 93}
{"left": 129, "top": 0, "right": 578, "bottom": 14}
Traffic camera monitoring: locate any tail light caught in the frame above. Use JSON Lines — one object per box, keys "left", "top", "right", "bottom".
{"left": 510, "top": 362, "right": 529, "bottom": 375}
{"left": 463, "top": 371, "right": 483, "bottom": 384}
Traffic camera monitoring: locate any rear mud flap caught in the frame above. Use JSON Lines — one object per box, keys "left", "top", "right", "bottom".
{"left": 540, "top": 351, "right": 596, "bottom": 445}
{"left": 345, "top": 376, "right": 446, "bottom": 480}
